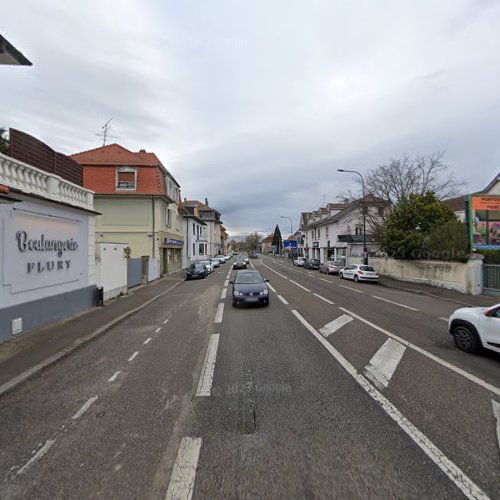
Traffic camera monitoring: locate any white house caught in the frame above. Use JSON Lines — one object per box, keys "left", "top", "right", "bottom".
{"left": 181, "top": 205, "right": 208, "bottom": 267}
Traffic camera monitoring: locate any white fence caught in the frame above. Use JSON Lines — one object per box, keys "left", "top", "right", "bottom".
{"left": 95, "top": 243, "right": 128, "bottom": 301}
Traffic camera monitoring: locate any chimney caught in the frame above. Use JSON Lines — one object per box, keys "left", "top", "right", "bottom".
{"left": 139, "top": 148, "right": 146, "bottom": 152}
{"left": 205, "top": 198, "right": 209, "bottom": 207}
{"left": 184, "top": 197, "right": 187, "bottom": 202}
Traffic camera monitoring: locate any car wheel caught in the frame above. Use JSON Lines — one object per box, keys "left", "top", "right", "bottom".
{"left": 452, "top": 324, "right": 481, "bottom": 353}
{"left": 339, "top": 272, "right": 343, "bottom": 279}
{"left": 232, "top": 301, "right": 237, "bottom": 308}
{"left": 354, "top": 275, "right": 359, "bottom": 283}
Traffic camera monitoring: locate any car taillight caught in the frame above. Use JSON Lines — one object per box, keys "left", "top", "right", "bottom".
{"left": 358, "top": 271, "right": 364, "bottom": 275}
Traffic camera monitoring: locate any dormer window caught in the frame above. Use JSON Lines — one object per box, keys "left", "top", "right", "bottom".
{"left": 116, "top": 167, "right": 137, "bottom": 190}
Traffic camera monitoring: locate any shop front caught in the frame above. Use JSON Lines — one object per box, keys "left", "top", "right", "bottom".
{"left": 160, "top": 235, "right": 184, "bottom": 274}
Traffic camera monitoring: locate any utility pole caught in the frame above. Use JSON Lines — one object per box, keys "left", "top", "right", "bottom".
{"left": 337, "top": 169, "right": 368, "bottom": 265}
{"left": 95, "top": 118, "right": 119, "bottom": 147}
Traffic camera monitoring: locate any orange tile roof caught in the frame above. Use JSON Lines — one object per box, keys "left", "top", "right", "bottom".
{"left": 71, "top": 143, "right": 162, "bottom": 167}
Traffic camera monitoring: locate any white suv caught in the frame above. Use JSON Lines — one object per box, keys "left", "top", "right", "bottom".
{"left": 449, "top": 304, "right": 500, "bottom": 353}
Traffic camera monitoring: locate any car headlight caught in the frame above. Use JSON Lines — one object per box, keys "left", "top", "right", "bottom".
{"left": 260, "top": 289, "right": 269, "bottom": 295}
{"left": 233, "top": 291, "right": 240, "bottom": 296}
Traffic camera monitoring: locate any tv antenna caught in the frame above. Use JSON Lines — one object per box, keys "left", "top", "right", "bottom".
{"left": 95, "top": 118, "right": 119, "bottom": 146}
{"left": 322, "top": 194, "right": 327, "bottom": 206}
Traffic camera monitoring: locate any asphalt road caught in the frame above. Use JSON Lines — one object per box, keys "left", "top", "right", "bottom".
{"left": 1, "top": 255, "right": 499, "bottom": 499}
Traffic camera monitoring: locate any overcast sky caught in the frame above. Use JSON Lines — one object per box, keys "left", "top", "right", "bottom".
{"left": 2, "top": 0, "right": 499, "bottom": 238}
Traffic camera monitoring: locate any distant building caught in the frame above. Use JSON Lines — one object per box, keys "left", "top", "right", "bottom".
{"left": 180, "top": 202, "right": 208, "bottom": 267}
{"left": 261, "top": 234, "right": 274, "bottom": 254}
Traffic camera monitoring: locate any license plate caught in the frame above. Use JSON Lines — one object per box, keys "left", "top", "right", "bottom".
{"left": 246, "top": 297, "right": 258, "bottom": 302}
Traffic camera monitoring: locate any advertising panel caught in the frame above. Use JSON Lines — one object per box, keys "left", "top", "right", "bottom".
{"left": 468, "top": 194, "right": 500, "bottom": 250}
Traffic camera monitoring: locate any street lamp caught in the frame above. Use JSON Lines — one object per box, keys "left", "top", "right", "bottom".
{"left": 337, "top": 169, "right": 368, "bottom": 265}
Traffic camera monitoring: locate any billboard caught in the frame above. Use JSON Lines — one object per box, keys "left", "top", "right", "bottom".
{"left": 468, "top": 194, "right": 500, "bottom": 250}
{"left": 284, "top": 240, "right": 297, "bottom": 249}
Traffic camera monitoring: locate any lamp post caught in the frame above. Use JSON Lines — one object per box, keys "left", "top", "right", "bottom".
{"left": 280, "top": 216, "right": 293, "bottom": 259}
{"left": 337, "top": 169, "right": 368, "bottom": 265}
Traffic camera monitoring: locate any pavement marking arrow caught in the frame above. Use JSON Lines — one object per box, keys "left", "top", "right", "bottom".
{"left": 364, "top": 339, "right": 406, "bottom": 389}
{"left": 319, "top": 314, "right": 353, "bottom": 338}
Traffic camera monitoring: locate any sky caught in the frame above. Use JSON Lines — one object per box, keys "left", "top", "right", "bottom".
{"left": 2, "top": 0, "right": 500, "bottom": 239}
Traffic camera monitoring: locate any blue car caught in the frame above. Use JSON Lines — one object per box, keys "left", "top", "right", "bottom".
{"left": 230, "top": 270, "right": 270, "bottom": 307}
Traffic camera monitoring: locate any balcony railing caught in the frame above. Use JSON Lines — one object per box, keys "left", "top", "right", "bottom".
{"left": 0, "top": 152, "right": 94, "bottom": 211}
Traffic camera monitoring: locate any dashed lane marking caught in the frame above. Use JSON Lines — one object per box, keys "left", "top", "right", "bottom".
{"left": 196, "top": 334, "right": 220, "bottom": 397}
{"left": 318, "top": 277, "right": 331, "bottom": 283}
{"left": 372, "top": 295, "right": 419, "bottom": 311}
{"left": 128, "top": 351, "right": 139, "bottom": 362}
{"left": 313, "top": 293, "right": 334, "bottom": 305}
{"left": 319, "top": 315, "right": 353, "bottom": 337}
{"left": 220, "top": 288, "right": 227, "bottom": 299}
{"left": 278, "top": 295, "right": 289, "bottom": 305}
{"left": 492, "top": 400, "right": 500, "bottom": 455}
{"left": 364, "top": 338, "right": 407, "bottom": 389}
{"left": 144, "top": 337, "right": 152, "bottom": 345}
{"left": 267, "top": 283, "right": 277, "bottom": 293}
{"left": 155, "top": 327, "right": 162, "bottom": 333}
{"left": 17, "top": 439, "right": 56, "bottom": 476}
{"left": 214, "top": 303, "right": 224, "bottom": 324}
{"left": 290, "top": 309, "right": 489, "bottom": 500}
{"left": 289, "top": 279, "right": 311, "bottom": 292}
{"left": 340, "top": 306, "right": 500, "bottom": 398}
{"left": 224, "top": 280, "right": 229, "bottom": 287}
{"left": 337, "top": 284, "right": 363, "bottom": 294}
{"left": 108, "top": 371, "right": 122, "bottom": 382}
{"left": 163, "top": 319, "right": 169, "bottom": 324}
{"left": 165, "top": 437, "right": 202, "bottom": 500}
{"left": 439, "top": 317, "right": 449, "bottom": 322}
{"left": 72, "top": 396, "right": 98, "bottom": 420}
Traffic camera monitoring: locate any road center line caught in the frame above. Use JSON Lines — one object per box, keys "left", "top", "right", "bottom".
{"left": 278, "top": 295, "right": 289, "bottom": 305}
{"left": 259, "top": 261, "right": 289, "bottom": 280}
{"left": 220, "top": 288, "right": 227, "bottom": 299}
{"left": 267, "top": 283, "right": 277, "bottom": 293}
{"left": 364, "top": 339, "right": 407, "bottom": 389}
{"left": 163, "top": 319, "right": 169, "bottom": 324}
{"left": 144, "top": 337, "right": 152, "bottom": 345}
{"left": 72, "top": 396, "right": 98, "bottom": 420}
{"left": 196, "top": 334, "right": 220, "bottom": 397}
{"left": 290, "top": 309, "right": 489, "bottom": 500}
{"left": 319, "top": 315, "right": 353, "bottom": 337}
{"left": 214, "top": 303, "right": 224, "bottom": 323}
{"left": 318, "top": 277, "right": 331, "bottom": 283}
{"left": 439, "top": 317, "right": 449, "bottom": 322}
{"left": 17, "top": 439, "right": 56, "bottom": 475}
{"left": 128, "top": 351, "right": 139, "bottom": 362}
{"left": 224, "top": 280, "right": 229, "bottom": 287}
{"left": 155, "top": 327, "right": 162, "bottom": 333}
{"left": 313, "top": 293, "right": 334, "bottom": 305}
{"left": 289, "top": 279, "right": 311, "bottom": 292}
{"left": 108, "top": 371, "right": 122, "bottom": 382}
{"left": 337, "top": 284, "right": 364, "bottom": 294}
{"left": 372, "top": 295, "right": 419, "bottom": 311}
{"left": 339, "top": 306, "right": 500, "bottom": 398}
{"left": 165, "top": 437, "right": 202, "bottom": 500}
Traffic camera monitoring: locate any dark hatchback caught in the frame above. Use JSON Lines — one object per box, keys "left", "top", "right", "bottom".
{"left": 186, "top": 263, "right": 208, "bottom": 280}
{"left": 231, "top": 270, "right": 270, "bottom": 307}
{"left": 233, "top": 259, "right": 247, "bottom": 270}
{"left": 304, "top": 259, "right": 321, "bottom": 270}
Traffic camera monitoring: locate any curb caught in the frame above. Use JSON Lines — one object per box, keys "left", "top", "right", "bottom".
{"left": 0, "top": 280, "right": 183, "bottom": 398}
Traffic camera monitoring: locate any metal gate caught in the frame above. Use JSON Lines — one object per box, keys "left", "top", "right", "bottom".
{"left": 483, "top": 264, "right": 500, "bottom": 296}
{"left": 127, "top": 258, "right": 143, "bottom": 288}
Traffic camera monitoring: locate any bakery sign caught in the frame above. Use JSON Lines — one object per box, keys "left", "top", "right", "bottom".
{"left": 3, "top": 209, "right": 86, "bottom": 293}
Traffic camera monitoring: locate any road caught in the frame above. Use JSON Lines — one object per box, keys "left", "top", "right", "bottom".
{"left": 1, "top": 254, "right": 499, "bottom": 499}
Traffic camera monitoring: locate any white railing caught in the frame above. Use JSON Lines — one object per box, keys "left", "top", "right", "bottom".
{"left": 0, "top": 152, "right": 94, "bottom": 211}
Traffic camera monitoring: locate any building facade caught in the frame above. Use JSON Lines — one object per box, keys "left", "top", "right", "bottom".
{"left": 72, "top": 143, "right": 184, "bottom": 274}
{"left": 181, "top": 204, "right": 208, "bottom": 267}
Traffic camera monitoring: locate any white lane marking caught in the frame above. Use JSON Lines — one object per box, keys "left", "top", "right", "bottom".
{"left": 492, "top": 400, "right": 500, "bottom": 454}
{"left": 214, "top": 303, "right": 224, "bottom": 323}
{"left": 340, "top": 307, "right": 500, "bottom": 398}
{"left": 220, "top": 288, "right": 227, "bottom": 299}
{"left": 224, "top": 280, "right": 229, "bottom": 287}
{"left": 17, "top": 439, "right": 56, "bottom": 476}
{"left": 165, "top": 437, "right": 202, "bottom": 500}
{"left": 289, "top": 279, "right": 310, "bottom": 292}
{"left": 372, "top": 295, "right": 419, "bottom": 311}
{"left": 337, "top": 284, "right": 363, "bottom": 294}
{"left": 163, "top": 319, "right": 169, "bottom": 324}
{"left": 319, "top": 315, "right": 353, "bottom": 337}
{"left": 196, "top": 334, "right": 220, "bottom": 397}
{"left": 259, "top": 261, "right": 289, "bottom": 280}
{"left": 155, "top": 327, "right": 162, "bottom": 333}
{"left": 128, "top": 351, "right": 139, "bottom": 362}
{"left": 144, "top": 337, "right": 152, "bottom": 345}
{"left": 72, "top": 396, "right": 98, "bottom": 420}
{"left": 318, "top": 277, "right": 331, "bottom": 283}
{"left": 290, "top": 310, "right": 489, "bottom": 500}
{"left": 108, "top": 371, "right": 122, "bottom": 382}
{"left": 313, "top": 293, "right": 334, "bottom": 305}
{"left": 439, "top": 317, "right": 449, "bottom": 322}
{"left": 267, "top": 283, "right": 277, "bottom": 293}
{"left": 364, "top": 339, "right": 407, "bottom": 389}
{"left": 278, "top": 295, "right": 289, "bottom": 305}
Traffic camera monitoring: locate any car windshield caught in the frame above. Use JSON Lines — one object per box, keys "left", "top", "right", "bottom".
{"left": 360, "top": 266, "right": 375, "bottom": 271}
{"left": 235, "top": 272, "right": 264, "bottom": 284}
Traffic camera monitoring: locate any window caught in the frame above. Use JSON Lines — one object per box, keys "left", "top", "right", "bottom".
{"left": 326, "top": 227, "right": 329, "bottom": 238}
{"left": 199, "top": 243, "right": 205, "bottom": 255}
{"left": 166, "top": 208, "right": 172, "bottom": 227}
{"left": 193, "top": 243, "right": 196, "bottom": 255}
{"left": 175, "top": 213, "right": 180, "bottom": 231}
{"left": 318, "top": 229, "right": 320, "bottom": 238}
{"left": 116, "top": 168, "right": 136, "bottom": 190}
{"left": 355, "top": 225, "right": 363, "bottom": 235}
{"left": 193, "top": 224, "right": 195, "bottom": 235}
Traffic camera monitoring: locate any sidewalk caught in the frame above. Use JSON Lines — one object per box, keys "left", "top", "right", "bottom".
{"left": 380, "top": 276, "right": 499, "bottom": 307}
{"left": 0, "top": 274, "right": 185, "bottom": 395}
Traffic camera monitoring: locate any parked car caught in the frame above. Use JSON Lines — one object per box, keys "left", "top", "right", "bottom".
{"left": 199, "top": 260, "right": 215, "bottom": 274}
{"left": 186, "top": 263, "right": 208, "bottom": 280}
{"left": 339, "top": 264, "right": 379, "bottom": 282}
{"left": 215, "top": 255, "right": 226, "bottom": 264}
{"left": 243, "top": 256, "right": 249, "bottom": 264}
{"left": 293, "top": 257, "right": 306, "bottom": 267}
{"left": 250, "top": 252, "right": 258, "bottom": 259}
{"left": 303, "top": 259, "right": 321, "bottom": 270}
{"left": 319, "top": 261, "right": 343, "bottom": 275}
{"left": 210, "top": 258, "right": 221, "bottom": 268}
{"left": 449, "top": 303, "right": 500, "bottom": 353}
{"left": 233, "top": 259, "right": 247, "bottom": 270}
{"left": 231, "top": 270, "right": 270, "bottom": 307}
{"left": 232, "top": 251, "right": 239, "bottom": 255}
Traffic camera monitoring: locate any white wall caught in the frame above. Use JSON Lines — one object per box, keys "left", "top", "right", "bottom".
{"left": 148, "top": 258, "right": 160, "bottom": 282}
{"left": 95, "top": 243, "right": 127, "bottom": 301}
